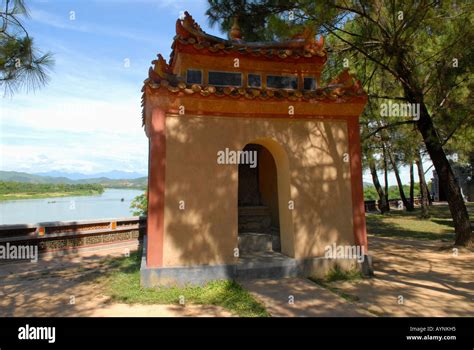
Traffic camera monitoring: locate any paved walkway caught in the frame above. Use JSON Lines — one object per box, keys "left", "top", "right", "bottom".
{"left": 238, "top": 277, "right": 372, "bottom": 317}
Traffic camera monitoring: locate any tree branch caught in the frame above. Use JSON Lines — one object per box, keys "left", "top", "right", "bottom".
{"left": 368, "top": 94, "right": 408, "bottom": 100}
{"left": 364, "top": 120, "right": 417, "bottom": 140}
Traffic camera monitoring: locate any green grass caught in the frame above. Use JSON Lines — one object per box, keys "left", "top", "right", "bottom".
{"left": 100, "top": 251, "right": 269, "bottom": 317}
{"left": 324, "top": 267, "right": 364, "bottom": 283}
{"left": 365, "top": 203, "right": 474, "bottom": 241}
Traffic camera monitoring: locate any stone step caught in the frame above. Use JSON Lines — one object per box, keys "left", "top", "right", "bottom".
{"left": 238, "top": 232, "right": 272, "bottom": 253}
{"left": 236, "top": 251, "right": 299, "bottom": 279}
{"left": 238, "top": 206, "right": 271, "bottom": 217}
{"left": 238, "top": 206, "right": 272, "bottom": 233}
{"left": 271, "top": 234, "right": 281, "bottom": 252}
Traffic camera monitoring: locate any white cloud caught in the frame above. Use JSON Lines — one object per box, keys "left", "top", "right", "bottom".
{"left": 0, "top": 0, "right": 214, "bottom": 175}
{"left": 1, "top": 95, "right": 148, "bottom": 173}
{"left": 0, "top": 138, "right": 147, "bottom": 174}
{"left": 30, "top": 8, "right": 162, "bottom": 44}
{"left": 2, "top": 96, "right": 143, "bottom": 133}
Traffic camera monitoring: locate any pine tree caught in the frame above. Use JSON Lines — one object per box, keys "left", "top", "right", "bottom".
{"left": 1, "top": 0, "right": 54, "bottom": 95}
{"left": 206, "top": 0, "right": 473, "bottom": 247}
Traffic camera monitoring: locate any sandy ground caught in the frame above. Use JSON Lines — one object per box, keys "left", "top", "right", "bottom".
{"left": 0, "top": 236, "right": 472, "bottom": 317}
{"left": 325, "top": 235, "right": 474, "bottom": 316}
{"left": 0, "top": 247, "right": 232, "bottom": 317}
{"left": 238, "top": 277, "right": 373, "bottom": 316}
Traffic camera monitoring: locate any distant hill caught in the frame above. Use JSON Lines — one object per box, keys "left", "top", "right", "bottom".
{"left": 34, "top": 170, "right": 146, "bottom": 180}
{"left": 0, "top": 171, "right": 147, "bottom": 189}
{"left": 77, "top": 176, "right": 147, "bottom": 189}
{"left": 0, "top": 171, "right": 73, "bottom": 184}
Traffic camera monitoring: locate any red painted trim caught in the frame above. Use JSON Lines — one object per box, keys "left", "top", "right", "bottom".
{"left": 146, "top": 108, "right": 167, "bottom": 267}
{"left": 347, "top": 118, "right": 369, "bottom": 254}
{"left": 164, "top": 109, "right": 362, "bottom": 121}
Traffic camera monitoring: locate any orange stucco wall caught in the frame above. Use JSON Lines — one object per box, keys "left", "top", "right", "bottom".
{"left": 258, "top": 146, "right": 279, "bottom": 228}
{"left": 160, "top": 114, "right": 355, "bottom": 267}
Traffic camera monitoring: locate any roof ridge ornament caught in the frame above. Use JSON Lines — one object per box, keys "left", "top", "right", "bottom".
{"left": 176, "top": 11, "right": 204, "bottom": 40}
{"left": 229, "top": 16, "right": 242, "bottom": 41}
{"left": 182, "top": 11, "right": 202, "bottom": 32}
{"left": 292, "top": 26, "right": 315, "bottom": 41}
{"left": 292, "top": 26, "right": 325, "bottom": 53}
{"left": 149, "top": 54, "right": 179, "bottom": 84}
{"left": 328, "top": 69, "right": 365, "bottom": 96}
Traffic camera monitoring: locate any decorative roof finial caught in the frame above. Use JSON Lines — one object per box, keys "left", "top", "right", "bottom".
{"left": 229, "top": 16, "right": 242, "bottom": 41}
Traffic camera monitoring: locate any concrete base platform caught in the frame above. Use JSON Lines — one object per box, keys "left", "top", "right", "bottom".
{"left": 140, "top": 247, "right": 370, "bottom": 287}
{"left": 236, "top": 251, "right": 298, "bottom": 279}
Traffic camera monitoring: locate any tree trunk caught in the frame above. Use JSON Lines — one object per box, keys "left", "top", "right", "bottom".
{"left": 422, "top": 168, "right": 434, "bottom": 205}
{"left": 416, "top": 152, "right": 430, "bottom": 218}
{"left": 394, "top": 57, "right": 472, "bottom": 246}
{"left": 382, "top": 143, "right": 390, "bottom": 205}
{"left": 416, "top": 104, "right": 471, "bottom": 246}
{"left": 369, "top": 156, "right": 390, "bottom": 213}
{"left": 388, "top": 147, "right": 412, "bottom": 210}
{"left": 426, "top": 183, "right": 433, "bottom": 205}
{"left": 409, "top": 162, "right": 415, "bottom": 211}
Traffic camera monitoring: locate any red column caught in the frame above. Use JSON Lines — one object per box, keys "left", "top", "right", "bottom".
{"left": 347, "top": 117, "right": 368, "bottom": 254}
{"left": 146, "top": 107, "right": 166, "bottom": 267}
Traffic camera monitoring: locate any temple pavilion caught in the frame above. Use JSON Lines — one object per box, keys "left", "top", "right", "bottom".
{"left": 140, "top": 12, "right": 369, "bottom": 287}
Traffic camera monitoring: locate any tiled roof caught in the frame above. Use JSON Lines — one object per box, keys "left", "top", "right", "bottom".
{"left": 170, "top": 12, "right": 327, "bottom": 64}
{"left": 141, "top": 12, "right": 367, "bottom": 126}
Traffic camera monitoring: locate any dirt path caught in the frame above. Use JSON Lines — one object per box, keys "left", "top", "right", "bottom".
{"left": 238, "top": 277, "right": 372, "bottom": 317}
{"left": 0, "top": 236, "right": 472, "bottom": 317}
{"left": 326, "top": 236, "right": 474, "bottom": 316}
{"left": 0, "top": 249, "right": 231, "bottom": 317}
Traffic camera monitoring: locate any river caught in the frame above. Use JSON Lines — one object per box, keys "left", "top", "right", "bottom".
{"left": 0, "top": 189, "right": 144, "bottom": 225}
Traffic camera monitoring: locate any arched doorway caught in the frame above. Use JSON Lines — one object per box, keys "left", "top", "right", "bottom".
{"left": 238, "top": 143, "right": 281, "bottom": 253}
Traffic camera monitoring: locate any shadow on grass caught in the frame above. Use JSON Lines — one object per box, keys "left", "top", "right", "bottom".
{"left": 366, "top": 210, "right": 455, "bottom": 241}
{"left": 430, "top": 218, "right": 455, "bottom": 228}
{"left": 99, "top": 251, "right": 269, "bottom": 317}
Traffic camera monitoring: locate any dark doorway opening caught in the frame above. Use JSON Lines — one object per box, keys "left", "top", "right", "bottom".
{"left": 238, "top": 143, "right": 281, "bottom": 252}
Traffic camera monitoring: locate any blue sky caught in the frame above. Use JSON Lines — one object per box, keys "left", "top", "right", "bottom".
{"left": 0, "top": 0, "right": 424, "bottom": 184}
{"left": 1, "top": 0, "right": 221, "bottom": 175}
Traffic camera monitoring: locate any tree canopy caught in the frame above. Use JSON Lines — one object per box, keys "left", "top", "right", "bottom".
{"left": 206, "top": 0, "right": 473, "bottom": 246}
{"left": 1, "top": 0, "right": 54, "bottom": 95}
